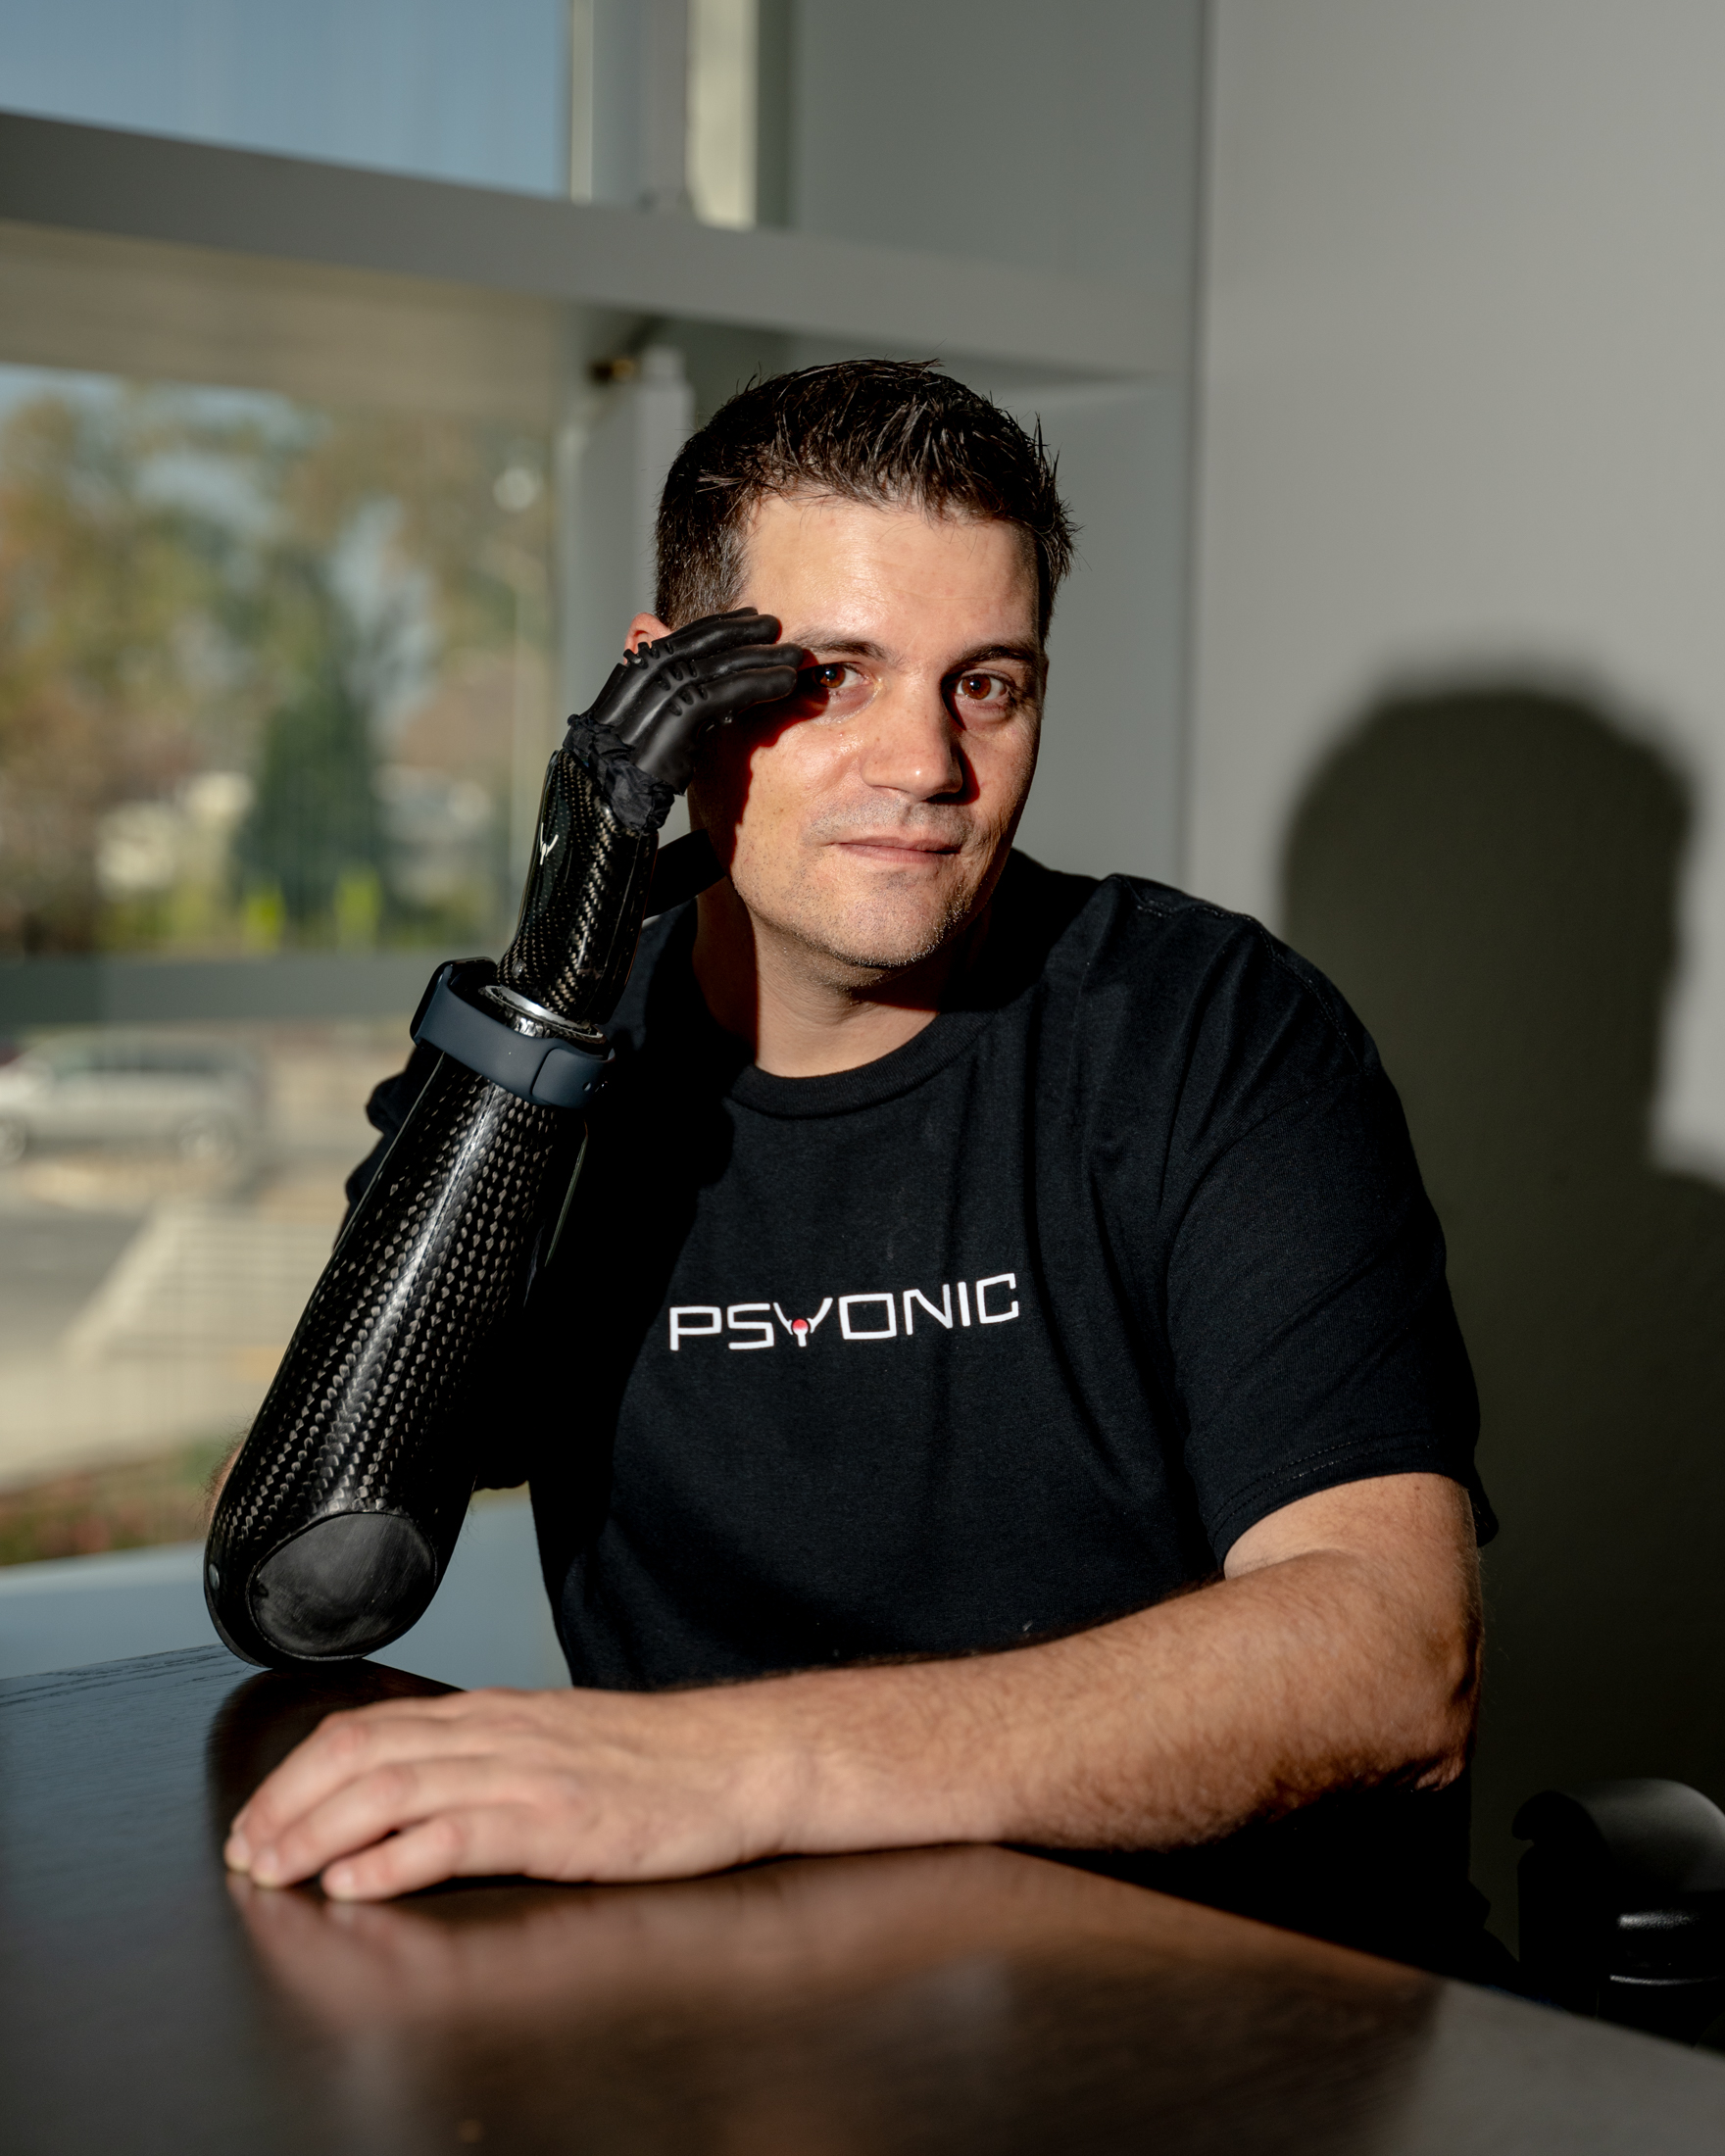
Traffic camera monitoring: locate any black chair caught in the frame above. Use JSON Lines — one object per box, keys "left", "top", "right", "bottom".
{"left": 1515, "top": 1780, "right": 1725, "bottom": 2044}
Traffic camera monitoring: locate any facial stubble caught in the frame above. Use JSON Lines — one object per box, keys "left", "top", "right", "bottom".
{"left": 737, "top": 833, "right": 1010, "bottom": 987}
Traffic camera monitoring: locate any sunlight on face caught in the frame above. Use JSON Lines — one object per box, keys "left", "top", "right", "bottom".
{"left": 688, "top": 494, "right": 1044, "bottom": 976}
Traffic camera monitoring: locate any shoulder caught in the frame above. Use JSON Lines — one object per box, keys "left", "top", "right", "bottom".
{"left": 1010, "top": 856, "right": 1385, "bottom": 1152}
{"left": 1105, "top": 875, "right": 1366, "bottom": 1062}
{"left": 1019, "top": 855, "right": 1367, "bottom": 1056}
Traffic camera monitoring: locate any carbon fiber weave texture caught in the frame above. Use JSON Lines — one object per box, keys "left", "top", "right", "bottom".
{"left": 500, "top": 738, "right": 659, "bottom": 1022}
{"left": 205, "top": 750, "right": 654, "bottom": 1665}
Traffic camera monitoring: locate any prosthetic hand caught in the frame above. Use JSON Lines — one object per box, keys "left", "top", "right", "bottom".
{"left": 205, "top": 611, "right": 800, "bottom": 1667}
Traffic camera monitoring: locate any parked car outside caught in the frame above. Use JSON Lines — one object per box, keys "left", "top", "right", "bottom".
{"left": 0, "top": 1034, "right": 265, "bottom": 1165}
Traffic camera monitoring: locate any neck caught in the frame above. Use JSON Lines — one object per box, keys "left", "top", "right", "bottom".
{"left": 690, "top": 878, "right": 982, "bottom": 1078}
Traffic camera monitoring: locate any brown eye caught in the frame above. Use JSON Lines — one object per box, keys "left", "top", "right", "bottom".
{"left": 792, "top": 662, "right": 873, "bottom": 719}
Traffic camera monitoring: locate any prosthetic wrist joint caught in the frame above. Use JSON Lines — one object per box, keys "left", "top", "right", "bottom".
{"left": 411, "top": 959, "right": 610, "bottom": 1111}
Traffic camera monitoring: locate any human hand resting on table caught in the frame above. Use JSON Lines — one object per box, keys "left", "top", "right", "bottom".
{"left": 222, "top": 1684, "right": 812, "bottom": 1900}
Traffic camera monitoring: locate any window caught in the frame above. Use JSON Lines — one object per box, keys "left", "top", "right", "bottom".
{"left": 0, "top": 0, "right": 571, "bottom": 197}
{"left": 0, "top": 359, "right": 554, "bottom": 1558}
{"left": 0, "top": 0, "right": 767, "bottom": 226}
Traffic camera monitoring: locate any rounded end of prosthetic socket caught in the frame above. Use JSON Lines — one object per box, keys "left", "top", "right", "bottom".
{"left": 247, "top": 1511, "right": 438, "bottom": 1662}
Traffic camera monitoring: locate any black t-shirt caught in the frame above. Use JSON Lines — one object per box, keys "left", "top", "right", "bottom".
{"left": 363, "top": 854, "right": 1496, "bottom": 1973}
{"left": 533, "top": 855, "right": 1486, "bottom": 1683}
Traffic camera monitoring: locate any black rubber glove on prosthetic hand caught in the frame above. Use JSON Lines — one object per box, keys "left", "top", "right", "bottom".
{"left": 205, "top": 611, "right": 800, "bottom": 1667}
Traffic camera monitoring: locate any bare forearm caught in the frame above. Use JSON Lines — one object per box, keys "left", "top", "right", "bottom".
{"left": 736, "top": 1541, "right": 1478, "bottom": 1859}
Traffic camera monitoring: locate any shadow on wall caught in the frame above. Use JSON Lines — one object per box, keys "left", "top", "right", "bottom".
{"left": 1280, "top": 687, "right": 1725, "bottom": 1949}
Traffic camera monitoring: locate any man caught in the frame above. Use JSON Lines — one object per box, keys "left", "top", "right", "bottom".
{"left": 226, "top": 362, "right": 1492, "bottom": 1973}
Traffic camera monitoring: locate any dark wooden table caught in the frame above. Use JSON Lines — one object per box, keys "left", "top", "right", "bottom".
{"left": 5, "top": 1649, "right": 1725, "bottom": 2154}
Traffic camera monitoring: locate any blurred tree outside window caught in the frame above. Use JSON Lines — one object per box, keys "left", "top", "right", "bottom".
{"left": 0, "top": 368, "right": 553, "bottom": 960}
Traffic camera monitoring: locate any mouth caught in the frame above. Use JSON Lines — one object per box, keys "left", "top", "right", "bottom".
{"left": 829, "top": 834, "right": 962, "bottom": 864}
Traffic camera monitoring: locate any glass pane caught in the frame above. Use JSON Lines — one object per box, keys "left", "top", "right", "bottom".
{"left": 0, "top": 0, "right": 570, "bottom": 198}
{"left": 0, "top": 1015, "right": 401, "bottom": 1561}
{"left": 688, "top": 0, "right": 758, "bottom": 228}
{"left": 0, "top": 362, "right": 555, "bottom": 1559}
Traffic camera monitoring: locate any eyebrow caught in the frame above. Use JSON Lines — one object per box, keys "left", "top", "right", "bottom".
{"left": 949, "top": 642, "right": 1043, "bottom": 672}
{"left": 791, "top": 633, "right": 890, "bottom": 661}
{"left": 791, "top": 633, "right": 1044, "bottom": 671}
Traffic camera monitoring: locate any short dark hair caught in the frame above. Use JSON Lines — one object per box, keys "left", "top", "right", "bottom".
{"left": 654, "top": 360, "right": 1075, "bottom": 642}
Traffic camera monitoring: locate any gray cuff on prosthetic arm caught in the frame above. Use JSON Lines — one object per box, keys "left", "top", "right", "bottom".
{"left": 411, "top": 960, "right": 610, "bottom": 1110}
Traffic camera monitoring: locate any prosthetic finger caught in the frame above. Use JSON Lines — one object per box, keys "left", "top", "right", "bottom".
{"left": 604, "top": 634, "right": 804, "bottom": 718}
{"left": 596, "top": 610, "right": 805, "bottom": 781}
{"left": 654, "top": 607, "right": 786, "bottom": 656}
{"left": 624, "top": 662, "right": 805, "bottom": 788}
{"left": 590, "top": 610, "right": 782, "bottom": 736}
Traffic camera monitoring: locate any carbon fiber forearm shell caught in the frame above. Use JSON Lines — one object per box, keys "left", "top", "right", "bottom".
{"left": 204, "top": 751, "right": 656, "bottom": 1666}
{"left": 499, "top": 740, "right": 659, "bottom": 1022}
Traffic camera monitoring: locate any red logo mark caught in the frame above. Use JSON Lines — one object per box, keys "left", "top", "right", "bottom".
{"left": 773, "top": 1298, "right": 833, "bottom": 1348}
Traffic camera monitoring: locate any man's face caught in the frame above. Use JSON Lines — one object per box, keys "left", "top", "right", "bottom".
{"left": 674, "top": 494, "right": 1044, "bottom": 977}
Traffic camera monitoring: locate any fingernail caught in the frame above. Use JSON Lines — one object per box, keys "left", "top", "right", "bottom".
{"left": 324, "top": 1864, "right": 356, "bottom": 1898}
{"left": 223, "top": 1831, "right": 251, "bottom": 1869}
{"left": 251, "top": 1845, "right": 281, "bottom": 1886}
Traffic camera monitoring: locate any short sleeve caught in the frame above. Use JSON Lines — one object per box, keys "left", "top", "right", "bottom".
{"left": 1162, "top": 1065, "right": 1488, "bottom": 1559}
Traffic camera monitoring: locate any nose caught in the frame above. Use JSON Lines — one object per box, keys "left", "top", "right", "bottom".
{"left": 856, "top": 674, "right": 965, "bottom": 801}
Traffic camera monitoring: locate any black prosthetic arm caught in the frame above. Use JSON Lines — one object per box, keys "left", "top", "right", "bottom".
{"left": 205, "top": 611, "right": 800, "bottom": 1667}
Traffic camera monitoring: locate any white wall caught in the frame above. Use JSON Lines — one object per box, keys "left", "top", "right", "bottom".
{"left": 1005, "top": 379, "right": 1191, "bottom": 884}
{"left": 788, "top": 0, "right": 1201, "bottom": 293}
{"left": 1195, "top": 0, "right": 1725, "bottom": 1942}
{"left": 1194, "top": 0, "right": 1725, "bottom": 1179}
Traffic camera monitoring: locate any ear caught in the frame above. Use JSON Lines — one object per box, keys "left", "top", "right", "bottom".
{"left": 626, "top": 612, "right": 672, "bottom": 654}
